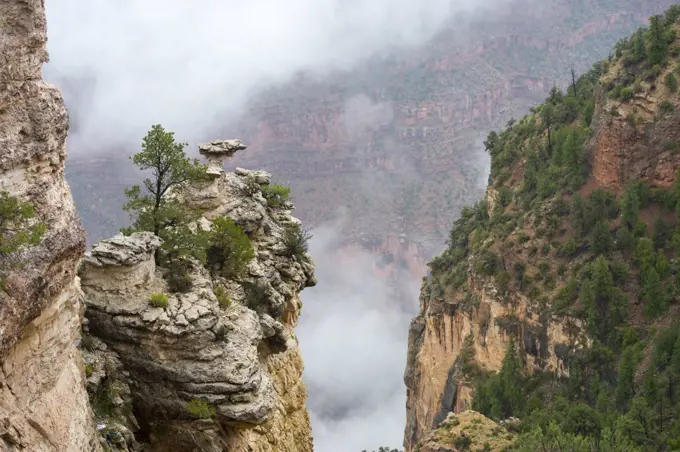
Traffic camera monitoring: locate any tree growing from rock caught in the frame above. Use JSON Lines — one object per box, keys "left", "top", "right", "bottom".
{"left": 122, "top": 125, "right": 208, "bottom": 263}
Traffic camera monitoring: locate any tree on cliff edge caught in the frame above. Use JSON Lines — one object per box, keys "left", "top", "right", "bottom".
{"left": 122, "top": 125, "right": 208, "bottom": 263}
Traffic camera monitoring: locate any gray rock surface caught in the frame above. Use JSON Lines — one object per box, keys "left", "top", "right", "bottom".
{"left": 81, "top": 168, "right": 316, "bottom": 446}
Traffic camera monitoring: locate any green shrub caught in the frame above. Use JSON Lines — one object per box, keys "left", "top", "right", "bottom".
{"left": 659, "top": 100, "right": 675, "bottom": 114}
{"left": 206, "top": 217, "right": 254, "bottom": 279}
{"left": 0, "top": 191, "right": 46, "bottom": 286}
{"left": 666, "top": 72, "right": 679, "bottom": 92}
{"left": 241, "top": 174, "right": 261, "bottom": 196}
{"left": 558, "top": 239, "right": 577, "bottom": 257}
{"left": 149, "top": 292, "right": 169, "bottom": 308}
{"left": 664, "top": 140, "right": 680, "bottom": 153}
{"left": 186, "top": 398, "right": 215, "bottom": 419}
{"left": 214, "top": 285, "right": 231, "bottom": 309}
{"left": 84, "top": 364, "right": 94, "bottom": 377}
{"left": 262, "top": 184, "right": 291, "bottom": 207}
{"left": 620, "top": 87, "right": 634, "bottom": 101}
{"left": 453, "top": 434, "right": 472, "bottom": 450}
{"left": 243, "top": 281, "right": 270, "bottom": 313}
{"left": 81, "top": 335, "right": 96, "bottom": 351}
{"left": 283, "top": 224, "right": 312, "bottom": 263}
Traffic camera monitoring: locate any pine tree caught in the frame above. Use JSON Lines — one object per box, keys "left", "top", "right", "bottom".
{"left": 642, "top": 265, "right": 666, "bottom": 318}
{"left": 616, "top": 347, "right": 638, "bottom": 409}
{"left": 591, "top": 221, "right": 613, "bottom": 255}
{"left": 631, "top": 29, "right": 646, "bottom": 63}
{"left": 647, "top": 15, "right": 668, "bottom": 66}
{"left": 500, "top": 336, "right": 524, "bottom": 417}
{"left": 570, "top": 194, "right": 589, "bottom": 238}
{"left": 542, "top": 103, "right": 555, "bottom": 154}
{"left": 123, "top": 125, "right": 209, "bottom": 263}
{"left": 621, "top": 182, "right": 641, "bottom": 228}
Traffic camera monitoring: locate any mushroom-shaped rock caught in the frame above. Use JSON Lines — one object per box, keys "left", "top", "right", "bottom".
{"left": 198, "top": 139, "right": 248, "bottom": 172}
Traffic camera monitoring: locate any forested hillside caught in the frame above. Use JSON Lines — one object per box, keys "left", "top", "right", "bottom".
{"left": 407, "top": 5, "right": 680, "bottom": 450}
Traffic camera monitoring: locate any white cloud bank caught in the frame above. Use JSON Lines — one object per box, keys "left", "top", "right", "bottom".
{"left": 44, "top": 0, "right": 500, "bottom": 151}
{"left": 299, "top": 223, "right": 421, "bottom": 451}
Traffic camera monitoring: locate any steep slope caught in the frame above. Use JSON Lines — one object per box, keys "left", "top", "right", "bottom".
{"left": 405, "top": 6, "right": 680, "bottom": 451}
{"left": 79, "top": 162, "right": 316, "bottom": 451}
{"left": 0, "top": 1, "right": 98, "bottom": 450}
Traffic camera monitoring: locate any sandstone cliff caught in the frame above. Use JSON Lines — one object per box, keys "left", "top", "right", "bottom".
{"left": 404, "top": 13, "right": 680, "bottom": 450}
{"left": 0, "top": 1, "right": 98, "bottom": 450}
{"left": 79, "top": 164, "right": 316, "bottom": 451}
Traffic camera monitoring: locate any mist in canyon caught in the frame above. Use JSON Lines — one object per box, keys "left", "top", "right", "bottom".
{"left": 44, "top": 0, "right": 508, "bottom": 450}
{"left": 298, "top": 221, "right": 421, "bottom": 451}
{"left": 44, "top": 0, "right": 507, "bottom": 152}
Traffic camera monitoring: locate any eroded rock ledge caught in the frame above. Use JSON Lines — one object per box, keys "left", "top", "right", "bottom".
{"left": 80, "top": 167, "right": 316, "bottom": 451}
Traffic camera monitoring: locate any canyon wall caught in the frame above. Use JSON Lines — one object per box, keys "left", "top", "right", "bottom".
{"left": 402, "top": 16, "right": 680, "bottom": 450}
{"left": 0, "top": 0, "right": 98, "bottom": 450}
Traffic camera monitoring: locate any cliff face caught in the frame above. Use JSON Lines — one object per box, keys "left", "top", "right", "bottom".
{"left": 79, "top": 166, "right": 316, "bottom": 451}
{"left": 590, "top": 64, "right": 680, "bottom": 191}
{"left": 403, "top": 258, "right": 586, "bottom": 450}
{"left": 0, "top": 1, "right": 97, "bottom": 450}
{"left": 403, "top": 12, "right": 680, "bottom": 450}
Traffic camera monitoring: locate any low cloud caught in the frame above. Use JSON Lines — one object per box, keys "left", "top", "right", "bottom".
{"left": 299, "top": 221, "right": 420, "bottom": 451}
{"left": 44, "top": 0, "right": 506, "bottom": 152}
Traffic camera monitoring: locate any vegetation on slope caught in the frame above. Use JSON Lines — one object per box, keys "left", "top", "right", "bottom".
{"left": 426, "top": 5, "right": 680, "bottom": 450}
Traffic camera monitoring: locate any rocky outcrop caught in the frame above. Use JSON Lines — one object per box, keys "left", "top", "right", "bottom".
{"left": 80, "top": 166, "right": 315, "bottom": 451}
{"left": 417, "top": 410, "right": 514, "bottom": 452}
{"left": 590, "top": 64, "right": 680, "bottom": 191}
{"left": 0, "top": 0, "right": 97, "bottom": 450}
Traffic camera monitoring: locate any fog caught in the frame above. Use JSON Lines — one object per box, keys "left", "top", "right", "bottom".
{"left": 299, "top": 221, "right": 421, "bottom": 451}
{"left": 44, "top": 1, "right": 506, "bottom": 450}
{"left": 44, "top": 0, "right": 502, "bottom": 152}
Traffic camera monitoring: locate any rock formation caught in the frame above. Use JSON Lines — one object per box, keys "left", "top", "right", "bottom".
{"left": 0, "top": 0, "right": 98, "bottom": 450}
{"left": 80, "top": 164, "right": 316, "bottom": 451}
{"left": 416, "top": 410, "right": 514, "bottom": 452}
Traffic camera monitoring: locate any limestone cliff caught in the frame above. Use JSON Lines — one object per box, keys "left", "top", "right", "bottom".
{"left": 0, "top": 0, "right": 98, "bottom": 450}
{"left": 79, "top": 163, "right": 316, "bottom": 451}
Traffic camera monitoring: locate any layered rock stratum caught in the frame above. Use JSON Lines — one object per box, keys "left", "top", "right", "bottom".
{"left": 0, "top": 0, "right": 97, "bottom": 450}
{"left": 79, "top": 164, "right": 316, "bottom": 451}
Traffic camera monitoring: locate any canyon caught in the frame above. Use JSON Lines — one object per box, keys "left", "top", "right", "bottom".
{"left": 65, "top": 2, "right": 675, "bottom": 283}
